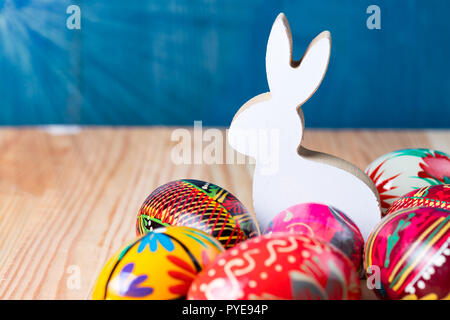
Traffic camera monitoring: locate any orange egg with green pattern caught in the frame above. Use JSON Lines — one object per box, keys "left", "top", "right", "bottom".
{"left": 92, "top": 226, "right": 224, "bottom": 300}
{"left": 136, "top": 179, "right": 260, "bottom": 249}
{"left": 364, "top": 207, "right": 450, "bottom": 300}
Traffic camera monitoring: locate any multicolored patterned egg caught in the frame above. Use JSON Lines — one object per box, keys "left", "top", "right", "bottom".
{"left": 387, "top": 184, "right": 450, "bottom": 215}
{"left": 136, "top": 179, "right": 259, "bottom": 249}
{"left": 187, "top": 233, "right": 361, "bottom": 300}
{"left": 92, "top": 226, "right": 224, "bottom": 300}
{"left": 364, "top": 207, "right": 450, "bottom": 300}
{"left": 264, "top": 203, "right": 364, "bottom": 272}
{"left": 365, "top": 149, "right": 450, "bottom": 216}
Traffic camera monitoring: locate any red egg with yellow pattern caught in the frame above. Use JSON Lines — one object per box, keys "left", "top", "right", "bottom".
{"left": 386, "top": 184, "right": 450, "bottom": 215}
{"left": 187, "top": 233, "right": 361, "bottom": 300}
{"left": 364, "top": 206, "right": 450, "bottom": 300}
{"left": 264, "top": 203, "right": 364, "bottom": 272}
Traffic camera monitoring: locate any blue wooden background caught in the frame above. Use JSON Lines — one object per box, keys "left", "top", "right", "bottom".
{"left": 0, "top": 0, "right": 449, "bottom": 127}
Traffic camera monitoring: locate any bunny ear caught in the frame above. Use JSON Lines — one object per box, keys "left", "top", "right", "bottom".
{"left": 266, "top": 13, "right": 331, "bottom": 106}
{"left": 266, "top": 13, "right": 293, "bottom": 93}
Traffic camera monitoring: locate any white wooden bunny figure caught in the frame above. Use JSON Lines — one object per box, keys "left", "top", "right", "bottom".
{"left": 228, "top": 13, "right": 380, "bottom": 240}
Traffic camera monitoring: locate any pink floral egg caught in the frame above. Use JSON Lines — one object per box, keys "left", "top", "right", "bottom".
{"left": 187, "top": 233, "right": 361, "bottom": 300}
{"left": 365, "top": 149, "right": 450, "bottom": 216}
{"left": 387, "top": 184, "right": 450, "bottom": 215}
{"left": 264, "top": 203, "right": 364, "bottom": 272}
{"left": 364, "top": 206, "right": 450, "bottom": 300}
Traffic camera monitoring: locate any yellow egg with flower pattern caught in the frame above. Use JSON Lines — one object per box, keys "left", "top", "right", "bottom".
{"left": 92, "top": 226, "right": 224, "bottom": 300}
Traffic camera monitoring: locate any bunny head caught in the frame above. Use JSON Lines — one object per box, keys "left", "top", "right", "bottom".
{"left": 228, "top": 13, "right": 331, "bottom": 161}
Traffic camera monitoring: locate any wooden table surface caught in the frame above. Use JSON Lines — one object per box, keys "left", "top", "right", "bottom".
{"left": 0, "top": 127, "right": 449, "bottom": 300}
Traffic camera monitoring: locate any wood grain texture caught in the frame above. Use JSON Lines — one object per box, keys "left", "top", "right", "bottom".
{"left": 0, "top": 128, "right": 448, "bottom": 300}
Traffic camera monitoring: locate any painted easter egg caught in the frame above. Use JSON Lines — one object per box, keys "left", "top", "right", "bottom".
{"left": 364, "top": 207, "right": 450, "bottom": 300}
{"left": 365, "top": 149, "right": 450, "bottom": 216}
{"left": 92, "top": 226, "right": 224, "bottom": 300}
{"left": 387, "top": 184, "right": 450, "bottom": 215}
{"left": 264, "top": 203, "right": 364, "bottom": 272}
{"left": 136, "top": 179, "right": 259, "bottom": 249}
{"left": 187, "top": 233, "right": 361, "bottom": 300}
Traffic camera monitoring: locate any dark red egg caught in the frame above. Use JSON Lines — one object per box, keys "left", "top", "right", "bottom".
{"left": 364, "top": 206, "right": 450, "bottom": 300}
